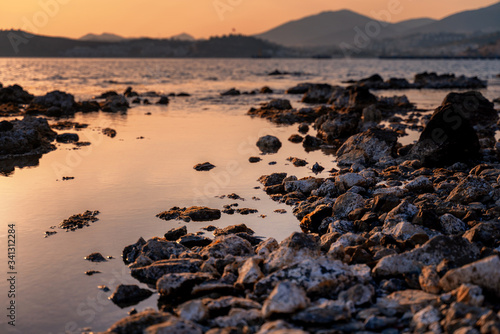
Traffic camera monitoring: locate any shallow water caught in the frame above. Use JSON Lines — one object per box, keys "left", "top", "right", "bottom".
{"left": 0, "top": 58, "right": 499, "bottom": 333}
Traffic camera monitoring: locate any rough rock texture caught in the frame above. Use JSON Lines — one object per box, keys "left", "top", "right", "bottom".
{"left": 0, "top": 117, "right": 56, "bottom": 157}
{"left": 257, "top": 135, "right": 282, "bottom": 154}
{"left": 336, "top": 129, "right": 398, "bottom": 166}
{"left": 262, "top": 282, "right": 310, "bottom": 318}
{"left": 109, "top": 284, "right": 153, "bottom": 308}
{"left": 156, "top": 207, "right": 221, "bottom": 222}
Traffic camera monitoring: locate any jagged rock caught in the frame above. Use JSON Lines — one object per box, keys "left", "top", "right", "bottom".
{"left": 446, "top": 176, "right": 493, "bottom": 204}
{"left": 237, "top": 257, "right": 264, "bottom": 285}
{"left": 339, "top": 284, "right": 374, "bottom": 306}
{"left": 316, "top": 114, "right": 360, "bottom": 143}
{"left": 214, "top": 224, "right": 254, "bottom": 236}
{"left": 264, "top": 232, "right": 320, "bottom": 272}
{"left": 156, "top": 206, "right": 221, "bottom": 222}
{"left": 0, "top": 84, "right": 34, "bottom": 104}
{"left": 84, "top": 252, "right": 107, "bottom": 262}
{"left": 404, "top": 176, "right": 434, "bottom": 194}
{"left": 32, "top": 90, "right": 75, "bottom": 114}
{"left": 200, "top": 235, "right": 254, "bottom": 259}
{"left": 336, "top": 128, "right": 398, "bottom": 166}
{"left": 262, "top": 281, "right": 309, "bottom": 318}
{"left": 291, "top": 299, "right": 353, "bottom": 325}
{"left": 157, "top": 272, "right": 215, "bottom": 298}
{"left": 335, "top": 173, "right": 367, "bottom": 193}
{"left": 56, "top": 133, "right": 79, "bottom": 143}
{"left": 0, "top": 117, "right": 56, "bottom": 157}
{"left": 287, "top": 157, "right": 308, "bottom": 167}
{"left": 302, "top": 84, "right": 343, "bottom": 104}
{"left": 109, "top": 284, "right": 153, "bottom": 308}
{"left": 258, "top": 173, "right": 287, "bottom": 187}
{"left": 194, "top": 162, "right": 216, "bottom": 171}
{"left": 260, "top": 86, "right": 273, "bottom": 94}
{"left": 145, "top": 317, "right": 203, "bottom": 334}
{"left": 409, "top": 103, "right": 480, "bottom": 166}
{"left": 164, "top": 226, "right": 188, "bottom": 241}
{"left": 440, "top": 91, "right": 497, "bottom": 127}
{"left": 440, "top": 255, "right": 500, "bottom": 298}
{"left": 178, "top": 234, "right": 212, "bottom": 248}
{"left": 156, "top": 96, "right": 170, "bottom": 105}
{"left": 140, "top": 239, "right": 189, "bottom": 261}
{"left": 105, "top": 310, "right": 173, "bottom": 334}
{"left": 373, "top": 235, "right": 480, "bottom": 277}
{"left": 257, "top": 135, "right": 282, "bottom": 154}
{"left": 211, "top": 309, "right": 263, "bottom": 328}
{"left": 300, "top": 205, "right": 332, "bottom": 233}
{"left": 284, "top": 177, "right": 323, "bottom": 195}
{"left": 255, "top": 238, "right": 279, "bottom": 257}
{"left": 413, "top": 72, "right": 486, "bottom": 89}
{"left": 286, "top": 83, "right": 314, "bottom": 94}
{"left": 100, "top": 95, "right": 129, "bottom": 112}
{"left": 332, "top": 192, "right": 365, "bottom": 219}
{"left": 288, "top": 134, "right": 303, "bottom": 143}
{"left": 439, "top": 214, "right": 468, "bottom": 235}
{"left": 131, "top": 259, "right": 203, "bottom": 284}
{"left": 419, "top": 266, "right": 441, "bottom": 294}
{"left": 123, "top": 237, "right": 147, "bottom": 264}
{"left": 462, "top": 222, "right": 500, "bottom": 247}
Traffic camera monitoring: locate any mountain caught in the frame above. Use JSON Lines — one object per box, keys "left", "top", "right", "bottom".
{"left": 79, "top": 33, "right": 126, "bottom": 42}
{"left": 256, "top": 2, "right": 500, "bottom": 48}
{"left": 170, "top": 33, "right": 195, "bottom": 41}
{"left": 412, "top": 2, "right": 500, "bottom": 34}
{"left": 0, "top": 30, "right": 294, "bottom": 58}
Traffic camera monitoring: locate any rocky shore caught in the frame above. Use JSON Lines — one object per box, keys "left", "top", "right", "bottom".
{"left": 1, "top": 72, "right": 500, "bottom": 333}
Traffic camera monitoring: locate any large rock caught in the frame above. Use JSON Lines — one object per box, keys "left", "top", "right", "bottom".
{"left": 157, "top": 272, "right": 215, "bottom": 298}
{"left": 316, "top": 114, "right": 360, "bottom": 143}
{"left": 109, "top": 284, "right": 153, "bottom": 308}
{"left": 446, "top": 176, "right": 493, "bottom": 204}
{"left": 156, "top": 206, "right": 221, "bottom": 222}
{"left": 413, "top": 72, "right": 486, "bottom": 89}
{"left": 302, "top": 84, "right": 344, "bottom": 104}
{"left": 257, "top": 135, "right": 282, "bottom": 154}
{"left": 284, "top": 177, "right": 323, "bottom": 195}
{"left": 440, "top": 255, "right": 500, "bottom": 298}
{"left": 145, "top": 317, "right": 203, "bottom": 334}
{"left": 440, "top": 91, "right": 498, "bottom": 127}
{"left": 409, "top": 103, "right": 480, "bottom": 166}
{"left": 200, "top": 235, "right": 254, "bottom": 259}
{"left": 0, "top": 116, "right": 56, "bottom": 157}
{"left": 373, "top": 236, "right": 480, "bottom": 277}
{"left": 100, "top": 95, "right": 129, "bottom": 112}
{"left": 332, "top": 192, "right": 365, "bottom": 219}
{"left": 262, "top": 282, "right": 309, "bottom": 318}
{"left": 32, "top": 90, "right": 76, "bottom": 113}
{"left": 0, "top": 84, "right": 34, "bottom": 104}
{"left": 336, "top": 128, "right": 398, "bottom": 166}
{"left": 264, "top": 232, "right": 320, "bottom": 273}
{"left": 140, "top": 239, "right": 189, "bottom": 261}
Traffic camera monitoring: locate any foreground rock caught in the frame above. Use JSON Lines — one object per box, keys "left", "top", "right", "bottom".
{"left": 256, "top": 135, "right": 282, "bottom": 154}
{"left": 0, "top": 117, "right": 56, "bottom": 158}
{"left": 109, "top": 284, "right": 154, "bottom": 308}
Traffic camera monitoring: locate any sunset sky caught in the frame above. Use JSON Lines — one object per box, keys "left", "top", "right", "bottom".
{"left": 1, "top": 0, "right": 498, "bottom": 39}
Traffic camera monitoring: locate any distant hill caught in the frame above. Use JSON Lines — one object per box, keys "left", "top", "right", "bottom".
{"left": 0, "top": 31, "right": 294, "bottom": 58}
{"left": 170, "top": 33, "right": 195, "bottom": 41}
{"left": 255, "top": 2, "right": 500, "bottom": 48}
{"left": 79, "top": 33, "right": 126, "bottom": 42}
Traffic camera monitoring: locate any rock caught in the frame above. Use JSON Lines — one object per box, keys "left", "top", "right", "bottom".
{"left": 462, "top": 222, "right": 500, "bottom": 247}
{"left": 56, "top": 133, "right": 79, "bottom": 143}
{"left": 336, "top": 128, "right": 398, "bottom": 166}
{"left": 193, "top": 162, "right": 216, "bottom": 171}
{"left": 176, "top": 300, "right": 209, "bottom": 322}
{"left": 264, "top": 232, "right": 320, "bottom": 272}
{"left": 260, "top": 86, "right": 273, "bottom": 94}
{"left": 206, "top": 296, "right": 261, "bottom": 314}
{"left": 0, "top": 117, "right": 56, "bottom": 157}
{"left": 302, "top": 135, "right": 324, "bottom": 148}
{"left": 373, "top": 235, "right": 480, "bottom": 277}
{"left": 211, "top": 308, "right": 263, "bottom": 328}
{"left": 384, "top": 289, "right": 438, "bottom": 309}
{"left": 454, "top": 283, "right": 484, "bottom": 307}
{"left": 100, "top": 95, "right": 129, "bottom": 113}
{"left": 312, "top": 163, "right": 324, "bottom": 174}
{"left": 221, "top": 88, "right": 241, "bottom": 96}
{"left": 257, "top": 135, "right": 282, "bottom": 154}
{"left": 339, "top": 284, "right": 374, "bottom": 306}
{"left": 300, "top": 205, "right": 333, "bottom": 233}
{"left": 156, "top": 96, "right": 170, "bottom": 105}
{"left": 32, "top": 91, "right": 75, "bottom": 113}
{"left": 59, "top": 210, "right": 100, "bottom": 231}
{"left": 404, "top": 176, "right": 434, "bottom": 194}
{"left": 262, "top": 281, "right": 309, "bottom": 318}
{"left": 412, "top": 305, "right": 441, "bottom": 331}
{"left": 414, "top": 72, "right": 486, "bottom": 89}
{"left": 123, "top": 237, "right": 147, "bottom": 264}
{"left": 258, "top": 173, "right": 287, "bottom": 187}
{"left": 214, "top": 224, "right": 254, "bottom": 236}
{"left": 102, "top": 128, "right": 117, "bottom": 138}
{"left": 302, "top": 84, "right": 343, "bottom": 104}
{"left": 200, "top": 235, "right": 254, "bottom": 259}
{"left": 0, "top": 120, "right": 14, "bottom": 132}
{"left": 288, "top": 134, "right": 303, "bottom": 143}
{"left": 446, "top": 176, "right": 493, "bottom": 204}
{"left": 109, "top": 284, "right": 153, "bottom": 308}
{"left": 440, "top": 91, "right": 498, "bottom": 127}
{"left": 335, "top": 173, "right": 367, "bottom": 193}
{"left": 131, "top": 259, "right": 203, "bottom": 284}
{"left": 287, "top": 83, "right": 315, "bottom": 94}
{"left": 364, "top": 315, "right": 398, "bottom": 331}
{"left": 298, "top": 123, "right": 309, "bottom": 133}
{"left": 156, "top": 206, "right": 221, "bottom": 222}
{"left": 237, "top": 257, "right": 264, "bottom": 285}
{"left": 291, "top": 299, "right": 352, "bottom": 325}
{"left": 439, "top": 214, "right": 468, "bottom": 235}
{"left": 332, "top": 192, "right": 365, "bottom": 219}
{"left": 145, "top": 317, "right": 203, "bottom": 334}
{"left": 419, "top": 265, "right": 441, "bottom": 294}
{"left": 257, "top": 320, "right": 307, "bottom": 334}
{"left": 409, "top": 103, "right": 480, "bottom": 166}
{"left": 177, "top": 234, "right": 212, "bottom": 248}
{"left": 84, "top": 252, "right": 107, "bottom": 262}
{"left": 0, "top": 84, "right": 34, "bottom": 104}
{"left": 105, "top": 310, "right": 173, "bottom": 334}
{"left": 284, "top": 177, "right": 323, "bottom": 195}
{"left": 316, "top": 114, "right": 360, "bottom": 143}
{"left": 255, "top": 238, "right": 279, "bottom": 257}
{"left": 236, "top": 208, "right": 258, "bottom": 215}
{"left": 333, "top": 86, "right": 377, "bottom": 111}
{"left": 249, "top": 156, "right": 262, "bottom": 163}
{"left": 164, "top": 226, "right": 188, "bottom": 241}
{"left": 140, "top": 239, "right": 189, "bottom": 261}
{"left": 287, "top": 157, "right": 308, "bottom": 167}
{"left": 157, "top": 272, "right": 215, "bottom": 298}
{"left": 440, "top": 255, "right": 500, "bottom": 298}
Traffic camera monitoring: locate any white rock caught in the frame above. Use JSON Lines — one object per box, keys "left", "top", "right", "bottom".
{"left": 262, "top": 281, "right": 309, "bottom": 318}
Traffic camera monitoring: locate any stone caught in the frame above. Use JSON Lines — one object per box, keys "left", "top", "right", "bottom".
{"left": 84, "top": 252, "right": 107, "bottom": 262}
{"left": 156, "top": 96, "right": 170, "bottom": 105}
{"left": 131, "top": 259, "right": 203, "bottom": 284}
{"left": 446, "top": 176, "right": 493, "bottom": 204}
{"left": 144, "top": 317, "right": 203, "bottom": 334}
{"left": 454, "top": 283, "right": 484, "bottom": 307}
{"left": 439, "top": 214, "right": 468, "bottom": 235}
{"left": 300, "top": 205, "right": 332, "bottom": 233}
{"left": 123, "top": 237, "right": 147, "bottom": 264}
{"left": 105, "top": 310, "right": 173, "bottom": 334}
{"left": 409, "top": 103, "right": 480, "bottom": 166}
{"left": 404, "top": 176, "right": 434, "bottom": 194}
{"left": 56, "top": 133, "right": 79, "bottom": 143}
{"left": 0, "top": 117, "right": 55, "bottom": 158}
{"left": 200, "top": 235, "right": 254, "bottom": 259}
{"left": 177, "top": 234, "right": 212, "bottom": 248}
{"left": 102, "top": 128, "right": 117, "bottom": 138}
{"left": 0, "top": 84, "right": 34, "bottom": 104}
{"left": 255, "top": 238, "right": 279, "bottom": 257}
{"left": 237, "top": 257, "right": 264, "bottom": 285}
{"left": 440, "top": 91, "right": 498, "bottom": 127}
{"left": 339, "top": 284, "right": 374, "bottom": 306}
{"left": 284, "top": 177, "right": 323, "bottom": 195}
{"left": 156, "top": 206, "right": 221, "bottom": 222}
{"left": 287, "top": 156, "right": 308, "bottom": 167}
{"left": 336, "top": 128, "right": 398, "bottom": 166}
{"left": 312, "top": 163, "right": 324, "bottom": 174}
{"left": 373, "top": 235, "right": 480, "bottom": 277}
{"left": 257, "top": 135, "right": 282, "bottom": 154}
{"left": 440, "top": 255, "right": 500, "bottom": 298}
{"left": 462, "top": 222, "right": 500, "bottom": 247}
{"left": 412, "top": 305, "right": 440, "bottom": 330}
{"left": 291, "top": 299, "right": 353, "bottom": 325}
{"left": 32, "top": 90, "right": 76, "bottom": 112}
{"left": 288, "top": 134, "right": 303, "bottom": 143}
{"left": 140, "top": 239, "right": 189, "bottom": 261}
{"left": 262, "top": 281, "right": 309, "bottom": 318}
{"left": 193, "top": 162, "right": 216, "bottom": 171}
{"left": 156, "top": 272, "right": 215, "bottom": 298}
{"left": 221, "top": 88, "right": 240, "bottom": 96}
{"left": 332, "top": 192, "right": 365, "bottom": 219}
{"left": 109, "top": 284, "right": 153, "bottom": 308}
{"left": 419, "top": 265, "right": 441, "bottom": 294}
{"left": 264, "top": 232, "right": 320, "bottom": 273}
{"left": 214, "top": 224, "right": 254, "bottom": 236}
{"left": 164, "top": 226, "right": 188, "bottom": 241}
{"left": 100, "top": 95, "right": 129, "bottom": 112}
{"left": 258, "top": 173, "right": 287, "bottom": 187}
{"left": 335, "top": 173, "right": 367, "bottom": 193}
{"left": 249, "top": 156, "right": 262, "bottom": 163}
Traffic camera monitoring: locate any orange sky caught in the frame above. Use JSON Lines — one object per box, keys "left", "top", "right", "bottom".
{"left": 0, "top": 0, "right": 498, "bottom": 39}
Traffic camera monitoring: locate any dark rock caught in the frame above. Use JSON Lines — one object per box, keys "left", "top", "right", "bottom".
{"left": 194, "top": 162, "right": 216, "bottom": 171}
{"left": 32, "top": 91, "right": 76, "bottom": 113}
{"left": 258, "top": 173, "right": 287, "bottom": 187}
{"left": 316, "top": 114, "right": 360, "bottom": 144}
{"left": 84, "top": 252, "right": 107, "bottom": 262}
{"left": 260, "top": 86, "right": 273, "bottom": 94}
{"left": 236, "top": 208, "right": 258, "bottom": 215}
{"left": 56, "top": 133, "right": 79, "bottom": 143}
{"left": 156, "top": 207, "right": 221, "bottom": 222}
{"left": 288, "top": 134, "right": 303, "bottom": 143}
{"left": 139, "top": 239, "right": 188, "bottom": 262}
{"left": 302, "top": 84, "right": 342, "bottom": 104}
{"left": 123, "top": 237, "right": 147, "bottom": 264}
{"left": 156, "top": 96, "right": 170, "bottom": 105}
{"left": 0, "top": 120, "right": 14, "bottom": 132}
{"left": 302, "top": 135, "right": 324, "bottom": 149}
{"left": 312, "top": 163, "right": 325, "bottom": 173}
{"left": 0, "top": 84, "right": 34, "bottom": 104}
{"left": 249, "top": 156, "right": 262, "bottom": 163}
{"left": 410, "top": 103, "right": 480, "bottom": 166}
{"left": 105, "top": 309, "right": 173, "bottom": 334}
{"left": 59, "top": 210, "right": 100, "bottom": 231}
{"left": 164, "top": 226, "right": 187, "bottom": 241}
{"left": 213, "top": 224, "right": 255, "bottom": 237}
{"left": 446, "top": 176, "right": 493, "bottom": 204}
{"left": 178, "top": 234, "right": 212, "bottom": 248}
{"left": 102, "top": 128, "right": 117, "bottom": 138}
{"left": 286, "top": 83, "right": 314, "bottom": 94}
{"left": 109, "top": 284, "right": 153, "bottom": 308}
{"left": 440, "top": 91, "right": 497, "bottom": 127}
{"left": 300, "top": 205, "right": 332, "bottom": 233}
{"left": 200, "top": 235, "right": 254, "bottom": 259}
{"left": 257, "top": 135, "right": 282, "bottom": 154}
{"left": 336, "top": 128, "right": 398, "bottom": 166}
{"left": 131, "top": 259, "right": 203, "bottom": 284}
{"left": 287, "top": 157, "right": 308, "bottom": 167}
{"left": 298, "top": 123, "right": 309, "bottom": 134}
{"left": 414, "top": 72, "right": 486, "bottom": 89}
{"left": 0, "top": 117, "right": 56, "bottom": 157}
{"left": 221, "top": 88, "right": 240, "bottom": 96}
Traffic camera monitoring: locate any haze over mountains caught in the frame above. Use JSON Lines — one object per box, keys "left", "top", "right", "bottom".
{"left": 0, "top": 2, "right": 499, "bottom": 58}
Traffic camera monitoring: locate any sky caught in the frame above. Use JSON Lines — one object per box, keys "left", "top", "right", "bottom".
{"left": 0, "top": 0, "right": 498, "bottom": 39}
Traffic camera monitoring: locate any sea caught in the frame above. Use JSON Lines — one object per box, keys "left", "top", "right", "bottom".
{"left": 0, "top": 58, "right": 499, "bottom": 333}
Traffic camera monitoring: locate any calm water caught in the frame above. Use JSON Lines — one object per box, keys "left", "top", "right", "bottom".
{"left": 0, "top": 58, "right": 499, "bottom": 334}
